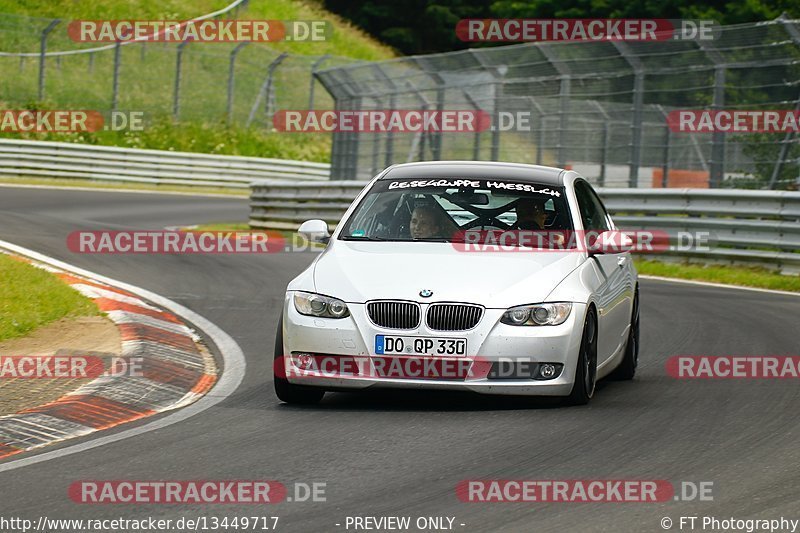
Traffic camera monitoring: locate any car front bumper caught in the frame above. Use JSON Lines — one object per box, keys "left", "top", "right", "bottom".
{"left": 280, "top": 293, "right": 587, "bottom": 396}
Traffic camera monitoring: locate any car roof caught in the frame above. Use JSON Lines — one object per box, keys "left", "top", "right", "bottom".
{"left": 379, "top": 161, "right": 566, "bottom": 186}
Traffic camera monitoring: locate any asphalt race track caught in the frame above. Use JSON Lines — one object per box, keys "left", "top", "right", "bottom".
{"left": 0, "top": 186, "right": 799, "bottom": 532}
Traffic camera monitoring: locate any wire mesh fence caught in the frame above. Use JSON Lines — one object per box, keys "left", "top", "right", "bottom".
{"left": 1, "top": 11, "right": 799, "bottom": 189}
{"left": 315, "top": 18, "right": 800, "bottom": 188}
{"left": 0, "top": 9, "right": 356, "bottom": 129}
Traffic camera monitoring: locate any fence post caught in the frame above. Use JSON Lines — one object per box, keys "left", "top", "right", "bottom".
{"left": 426, "top": 71, "right": 447, "bottom": 161}
{"left": 490, "top": 67, "right": 507, "bottom": 161}
{"left": 656, "top": 104, "right": 671, "bottom": 188}
{"left": 612, "top": 42, "right": 644, "bottom": 188}
{"left": 308, "top": 54, "right": 330, "bottom": 110}
{"left": 329, "top": 96, "right": 345, "bottom": 179}
{"left": 403, "top": 79, "right": 432, "bottom": 162}
{"left": 539, "top": 45, "right": 572, "bottom": 168}
{"left": 527, "top": 97, "right": 546, "bottom": 165}
{"left": 38, "top": 19, "right": 61, "bottom": 101}
{"left": 768, "top": 16, "right": 800, "bottom": 189}
{"left": 348, "top": 96, "right": 363, "bottom": 179}
{"left": 111, "top": 40, "right": 122, "bottom": 113}
{"left": 370, "top": 64, "right": 398, "bottom": 167}
{"left": 369, "top": 95, "right": 382, "bottom": 174}
{"left": 465, "top": 90, "right": 485, "bottom": 160}
{"left": 385, "top": 93, "right": 397, "bottom": 165}
{"left": 696, "top": 39, "right": 727, "bottom": 188}
{"left": 246, "top": 52, "right": 288, "bottom": 127}
{"left": 768, "top": 96, "right": 800, "bottom": 189}
{"left": 263, "top": 54, "right": 288, "bottom": 119}
{"left": 173, "top": 39, "right": 191, "bottom": 120}
{"left": 591, "top": 101, "right": 611, "bottom": 186}
{"left": 227, "top": 42, "right": 250, "bottom": 125}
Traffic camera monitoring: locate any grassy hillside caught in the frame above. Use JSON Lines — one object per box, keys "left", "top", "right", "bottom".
{"left": 0, "top": 0, "right": 393, "bottom": 160}
{"left": 0, "top": 0, "right": 394, "bottom": 60}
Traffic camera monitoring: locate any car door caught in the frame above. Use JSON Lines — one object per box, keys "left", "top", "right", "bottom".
{"left": 574, "top": 180, "right": 633, "bottom": 365}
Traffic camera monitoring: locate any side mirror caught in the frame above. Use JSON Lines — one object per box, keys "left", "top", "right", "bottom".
{"left": 298, "top": 219, "right": 331, "bottom": 244}
{"left": 588, "top": 230, "right": 634, "bottom": 254}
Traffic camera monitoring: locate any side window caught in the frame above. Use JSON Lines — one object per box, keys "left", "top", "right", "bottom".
{"left": 574, "top": 181, "right": 610, "bottom": 231}
{"left": 586, "top": 186, "right": 612, "bottom": 231}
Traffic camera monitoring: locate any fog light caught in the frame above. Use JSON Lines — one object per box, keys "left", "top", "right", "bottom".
{"left": 293, "top": 353, "right": 314, "bottom": 370}
{"left": 539, "top": 364, "right": 557, "bottom": 379}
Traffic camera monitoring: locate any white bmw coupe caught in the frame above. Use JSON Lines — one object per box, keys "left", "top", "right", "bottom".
{"left": 274, "top": 161, "right": 639, "bottom": 405}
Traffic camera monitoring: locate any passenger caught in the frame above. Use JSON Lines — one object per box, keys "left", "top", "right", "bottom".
{"left": 410, "top": 205, "right": 448, "bottom": 239}
{"left": 514, "top": 198, "right": 547, "bottom": 230}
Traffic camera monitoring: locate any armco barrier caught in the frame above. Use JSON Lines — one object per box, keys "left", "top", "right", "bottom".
{"left": 0, "top": 139, "right": 330, "bottom": 188}
{"left": 250, "top": 181, "right": 800, "bottom": 273}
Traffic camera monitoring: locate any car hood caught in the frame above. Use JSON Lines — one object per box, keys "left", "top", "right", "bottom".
{"left": 312, "top": 241, "right": 584, "bottom": 308}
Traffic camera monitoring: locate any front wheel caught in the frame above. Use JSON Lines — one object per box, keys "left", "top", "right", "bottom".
{"left": 565, "top": 310, "right": 597, "bottom": 405}
{"left": 273, "top": 314, "right": 325, "bottom": 405}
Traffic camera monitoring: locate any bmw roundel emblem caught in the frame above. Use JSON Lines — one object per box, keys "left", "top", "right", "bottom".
{"left": 419, "top": 289, "right": 433, "bottom": 298}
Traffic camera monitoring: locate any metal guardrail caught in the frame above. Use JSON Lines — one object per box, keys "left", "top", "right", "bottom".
{"left": 0, "top": 139, "right": 330, "bottom": 188}
{"left": 250, "top": 181, "right": 800, "bottom": 273}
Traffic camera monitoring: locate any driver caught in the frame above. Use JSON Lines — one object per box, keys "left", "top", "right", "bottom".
{"left": 410, "top": 205, "right": 448, "bottom": 239}
{"left": 514, "top": 198, "right": 547, "bottom": 230}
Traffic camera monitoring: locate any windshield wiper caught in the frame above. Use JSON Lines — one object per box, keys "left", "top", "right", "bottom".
{"left": 340, "top": 235, "right": 392, "bottom": 241}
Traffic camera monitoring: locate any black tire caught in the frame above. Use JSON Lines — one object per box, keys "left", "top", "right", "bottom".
{"left": 273, "top": 314, "right": 325, "bottom": 405}
{"left": 566, "top": 309, "right": 598, "bottom": 406}
{"left": 610, "top": 288, "right": 639, "bottom": 381}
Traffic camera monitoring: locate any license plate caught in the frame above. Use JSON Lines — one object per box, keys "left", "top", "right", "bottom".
{"left": 375, "top": 335, "right": 467, "bottom": 357}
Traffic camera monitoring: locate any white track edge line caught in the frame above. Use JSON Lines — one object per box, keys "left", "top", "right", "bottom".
{"left": 0, "top": 239, "right": 246, "bottom": 473}
{"left": 638, "top": 274, "right": 800, "bottom": 297}
{"left": 0, "top": 183, "right": 247, "bottom": 199}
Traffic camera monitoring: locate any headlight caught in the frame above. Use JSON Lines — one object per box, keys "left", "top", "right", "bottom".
{"left": 293, "top": 292, "right": 350, "bottom": 318}
{"left": 501, "top": 303, "right": 572, "bottom": 326}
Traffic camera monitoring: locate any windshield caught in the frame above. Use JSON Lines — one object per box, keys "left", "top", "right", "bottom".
{"left": 338, "top": 177, "right": 573, "bottom": 244}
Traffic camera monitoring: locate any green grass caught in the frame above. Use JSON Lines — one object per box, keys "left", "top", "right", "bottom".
{"left": 187, "top": 223, "right": 251, "bottom": 231}
{"left": 0, "top": 119, "right": 333, "bottom": 161}
{"left": 0, "top": 253, "right": 99, "bottom": 341}
{"left": 0, "top": 0, "right": 395, "bottom": 60}
{"left": 0, "top": 176, "right": 249, "bottom": 196}
{"left": 635, "top": 259, "right": 800, "bottom": 292}
{"left": 0, "top": 0, "right": 393, "bottom": 158}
